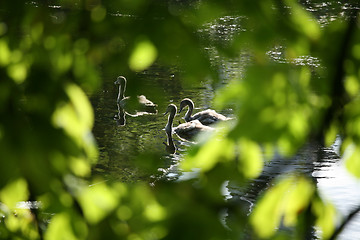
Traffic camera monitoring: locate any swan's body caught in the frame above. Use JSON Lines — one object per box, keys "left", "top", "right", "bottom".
{"left": 165, "top": 104, "right": 214, "bottom": 141}
{"left": 115, "top": 76, "right": 157, "bottom": 114}
{"left": 179, "top": 98, "right": 230, "bottom": 125}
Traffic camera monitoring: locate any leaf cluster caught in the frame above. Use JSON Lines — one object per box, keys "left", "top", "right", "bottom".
{"left": 0, "top": 0, "right": 359, "bottom": 239}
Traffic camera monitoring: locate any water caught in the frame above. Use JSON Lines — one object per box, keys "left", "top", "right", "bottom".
{"left": 314, "top": 140, "right": 360, "bottom": 240}
{"left": 91, "top": 68, "right": 229, "bottom": 183}
{"left": 90, "top": 2, "right": 360, "bottom": 239}
{"left": 91, "top": 71, "right": 360, "bottom": 239}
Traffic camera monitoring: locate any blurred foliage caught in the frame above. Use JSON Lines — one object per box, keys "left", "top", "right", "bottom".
{"left": 0, "top": 0, "right": 359, "bottom": 239}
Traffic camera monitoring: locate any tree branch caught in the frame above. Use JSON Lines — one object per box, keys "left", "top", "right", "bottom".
{"left": 329, "top": 205, "right": 360, "bottom": 240}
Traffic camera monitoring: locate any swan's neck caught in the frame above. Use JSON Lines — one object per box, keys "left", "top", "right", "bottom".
{"left": 184, "top": 103, "right": 193, "bottom": 122}
{"left": 166, "top": 130, "right": 174, "bottom": 145}
{"left": 165, "top": 111, "right": 175, "bottom": 133}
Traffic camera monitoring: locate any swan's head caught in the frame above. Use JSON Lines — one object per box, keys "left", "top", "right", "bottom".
{"left": 164, "top": 104, "right": 177, "bottom": 116}
{"left": 179, "top": 98, "right": 193, "bottom": 113}
{"left": 114, "top": 76, "right": 127, "bottom": 85}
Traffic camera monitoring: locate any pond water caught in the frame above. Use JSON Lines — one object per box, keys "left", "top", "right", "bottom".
{"left": 90, "top": 2, "right": 360, "bottom": 239}
{"left": 90, "top": 68, "right": 232, "bottom": 183}
{"left": 91, "top": 71, "right": 360, "bottom": 239}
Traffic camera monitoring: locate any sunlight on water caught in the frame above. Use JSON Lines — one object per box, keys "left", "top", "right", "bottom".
{"left": 314, "top": 146, "right": 360, "bottom": 240}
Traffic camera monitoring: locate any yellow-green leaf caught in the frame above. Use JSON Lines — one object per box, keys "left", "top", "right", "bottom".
{"left": 45, "top": 212, "right": 87, "bottom": 240}
{"left": 129, "top": 37, "right": 157, "bottom": 71}
{"left": 0, "top": 178, "right": 28, "bottom": 209}
{"left": 238, "top": 139, "right": 263, "bottom": 178}
{"left": 0, "top": 39, "right": 10, "bottom": 66}
{"left": 77, "top": 182, "right": 119, "bottom": 224}
{"left": 181, "top": 129, "right": 235, "bottom": 172}
{"left": 250, "top": 176, "right": 315, "bottom": 238}
{"left": 344, "top": 145, "right": 360, "bottom": 178}
{"left": 312, "top": 197, "right": 336, "bottom": 239}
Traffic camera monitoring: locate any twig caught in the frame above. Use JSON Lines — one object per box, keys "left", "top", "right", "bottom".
{"left": 321, "top": 9, "right": 358, "bottom": 140}
{"left": 329, "top": 205, "right": 360, "bottom": 240}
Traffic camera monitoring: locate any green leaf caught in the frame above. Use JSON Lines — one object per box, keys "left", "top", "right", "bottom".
{"left": 344, "top": 75, "right": 360, "bottom": 97}
{"left": 144, "top": 201, "right": 167, "bottom": 222}
{"left": 77, "top": 181, "right": 120, "bottom": 224}
{"left": 0, "top": 178, "right": 28, "bottom": 209}
{"left": 0, "top": 39, "right": 10, "bottom": 66}
{"left": 344, "top": 145, "right": 360, "bottom": 178}
{"left": 181, "top": 127, "right": 235, "bottom": 172}
{"left": 250, "top": 175, "right": 315, "bottom": 238}
{"left": 312, "top": 197, "right": 336, "bottom": 239}
{"left": 45, "top": 212, "right": 87, "bottom": 240}
{"left": 129, "top": 37, "right": 158, "bottom": 71}
{"left": 324, "top": 122, "right": 338, "bottom": 147}
{"left": 283, "top": 177, "right": 314, "bottom": 226}
{"left": 285, "top": 0, "right": 321, "bottom": 41}
{"left": 52, "top": 83, "right": 97, "bottom": 162}
{"left": 251, "top": 177, "right": 292, "bottom": 238}
{"left": 238, "top": 139, "right": 263, "bottom": 178}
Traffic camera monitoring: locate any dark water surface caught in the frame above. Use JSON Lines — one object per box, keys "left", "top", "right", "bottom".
{"left": 90, "top": 2, "right": 360, "bottom": 239}
{"left": 91, "top": 70, "right": 360, "bottom": 240}
{"left": 90, "top": 68, "right": 232, "bottom": 182}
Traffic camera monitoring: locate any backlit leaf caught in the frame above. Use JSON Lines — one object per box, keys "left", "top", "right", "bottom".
{"left": 238, "top": 139, "right": 263, "bottom": 178}
{"left": 45, "top": 212, "right": 87, "bottom": 240}
{"left": 181, "top": 127, "right": 235, "bottom": 172}
{"left": 250, "top": 176, "right": 315, "bottom": 238}
{"left": 0, "top": 178, "right": 28, "bottom": 209}
{"left": 312, "top": 197, "right": 336, "bottom": 239}
{"left": 344, "top": 145, "right": 360, "bottom": 178}
{"left": 77, "top": 181, "right": 120, "bottom": 224}
{"left": 129, "top": 37, "right": 158, "bottom": 71}
{"left": 0, "top": 39, "right": 10, "bottom": 66}
{"left": 52, "top": 83, "right": 97, "bottom": 162}
{"left": 250, "top": 177, "right": 292, "bottom": 238}
{"left": 7, "top": 63, "right": 27, "bottom": 83}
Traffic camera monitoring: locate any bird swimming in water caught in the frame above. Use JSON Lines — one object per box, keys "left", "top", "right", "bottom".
{"left": 114, "top": 76, "right": 157, "bottom": 115}
{"left": 178, "top": 98, "right": 230, "bottom": 125}
{"left": 164, "top": 104, "right": 214, "bottom": 142}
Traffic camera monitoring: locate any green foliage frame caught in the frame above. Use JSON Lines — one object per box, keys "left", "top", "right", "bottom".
{"left": 0, "top": 0, "right": 359, "bottom": 239}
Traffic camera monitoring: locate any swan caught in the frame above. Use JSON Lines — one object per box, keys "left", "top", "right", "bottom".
{"left": 165, "top": 104, "right": 214, "bottom": 141}
{"left": 179, "top": 98, "right": 230, "bottom": 125}
{"left": 114, "top": 76, "right": 157, "bottom": 115}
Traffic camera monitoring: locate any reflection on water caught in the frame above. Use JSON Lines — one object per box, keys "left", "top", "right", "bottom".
{"left": 163, "top": 124, "right": 176, "bottom": 154}
{"left": 114, "top": 103, "right": 126, "bottom": 126}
